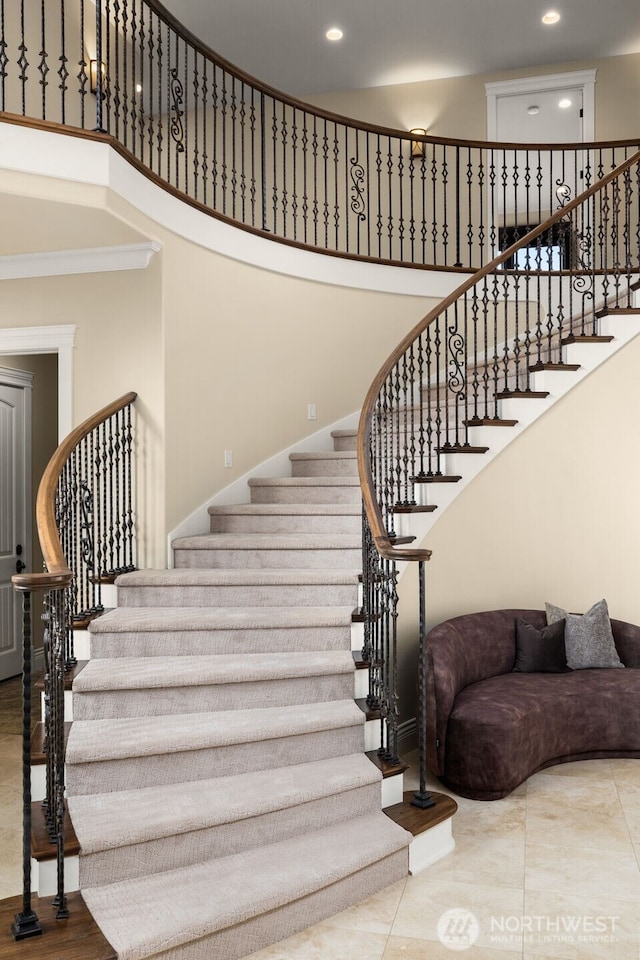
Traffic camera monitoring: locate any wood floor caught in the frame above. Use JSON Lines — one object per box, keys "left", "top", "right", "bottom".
{"left": 0, "top": 893, "right": 115, "bottom": 960}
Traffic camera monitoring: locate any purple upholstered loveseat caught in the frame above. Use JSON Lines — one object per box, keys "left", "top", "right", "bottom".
{"left": 424, "top": 609, "right": 640, "bottom": 800}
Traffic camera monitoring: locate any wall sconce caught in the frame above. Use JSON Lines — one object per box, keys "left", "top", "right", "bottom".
{"left": 410, "top": 128, "right": 427, "bottom": 159}
{"left": 90, "top": 60, "right": 106, "bottom": 94}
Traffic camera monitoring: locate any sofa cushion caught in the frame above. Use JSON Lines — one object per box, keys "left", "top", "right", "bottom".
{"left": 545, "top": 599, "right": 624, "bottom": 670}
{"left": 444, "top": 669, "right": 640, "bottom": 799}
{"left": 513, "top": 618, "right": 568, "bottom": 673}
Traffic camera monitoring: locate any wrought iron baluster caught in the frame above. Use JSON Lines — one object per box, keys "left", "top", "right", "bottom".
{"left": 40, "top": 0, "right": 50, "bottom": 121}
{"left": 18, "top": 0, "right": 28, "bottom": 116}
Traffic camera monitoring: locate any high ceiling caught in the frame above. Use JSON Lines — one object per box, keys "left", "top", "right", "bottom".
{"left": 161, "top": 0, "right": 640, "bottom": 97}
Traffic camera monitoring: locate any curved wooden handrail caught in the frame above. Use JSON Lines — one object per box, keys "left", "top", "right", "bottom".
{"left": 12, "top": 392, "right": 137, "bottom": 594}
{"left": 358, "top": 148, "right": 640, "bottom": 562}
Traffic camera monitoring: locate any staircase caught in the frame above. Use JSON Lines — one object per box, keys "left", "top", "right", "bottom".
{"left": 62, "top": 430, "right": 413, "bottom": 960}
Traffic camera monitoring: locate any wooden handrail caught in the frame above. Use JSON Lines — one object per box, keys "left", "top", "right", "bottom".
{"left": 12, "top": 391, "right": 137, "bottom": 594}
{"left": 357, "top": 148, "right": 640, "bottom": 562}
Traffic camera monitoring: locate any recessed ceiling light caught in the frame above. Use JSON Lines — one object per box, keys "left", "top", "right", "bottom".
{"left": 542, "top": 10, "right": 561, "bottom": 24}
{"left": 558, "top": 98, "right": 572, "bottom": 109}
{"left": 325, "top": 27, "right": 343, "bottom": 41}
{"left": 527, "top": 105, "right": 540, "bottom": 116}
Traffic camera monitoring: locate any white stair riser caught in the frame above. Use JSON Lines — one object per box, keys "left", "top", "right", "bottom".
{"left": 381, "top": 775, "right": 404, "bottom": 808}
{"left": 351, "top": 620, "right": 364, "bottom": 652}
{"left": 409, "top": 820, "right": 455, "bottom": 875}
{"left": 32, "top": 855, "right": 79, "bottom": 897}
{"left": 354, "top": 669, "right": 369, "bottom": 700}
{"left": 173, "top": 546, "right": 362, "bottom": 570}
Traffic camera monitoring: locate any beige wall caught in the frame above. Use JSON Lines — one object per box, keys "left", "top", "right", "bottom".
{"left": 159, "top": 236, "right": 433, "bottom": 533}
{"left": 304, "top": 53, "right": 640, "bottom": 142}
{"left": 0, "top": 264, "right": 166, "bottom": 568}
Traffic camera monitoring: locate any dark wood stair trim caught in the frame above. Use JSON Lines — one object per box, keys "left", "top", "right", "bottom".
{"left": 495, "top": 389, "right": 550, "bottom": 399}
{"left": 384, "top": 790, "right": 458, "bottom": 837}
{"left": 35, "top": 661, "right": 86, "bottom": 694}
{"left": 365, "top": 750, "right": 409, "bottom": 778}
{"left": 31, "top": 722, "right": 72, "bottom": 765}
{"left": 595, "top": 306, "right": 640, "bottom": 318}
{"left": 528, "top": 362, "right": 580, "bottom": 372}
{"left": 393, "top": 503, "right": 438, "bottom": 514}
{"left": 31, "top": 802, "right": 79, "bottom": 861}
{"left": 464, "top": 418, "right": 518, "bottom": 427}
{"left": 0, "top": 892, "right": 116, "bottom": 960}
{"left": 413, "top": 475, "right": 461, "bottom": 484}
{"left": 355, "top": 698, "right": 382, "bottom": 722}
{"left": 387, "top": 535, "right": 416, "bottom": 546}
{"left": 436, "top": 445, "right": 489, "bottom": 454}
{"left": 561, "top": 334, "right": 614, "bottom": 344}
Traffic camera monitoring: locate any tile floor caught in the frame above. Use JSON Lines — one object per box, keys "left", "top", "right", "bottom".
{"left": 1, "top": 739, "right": 639, "bottom": 959}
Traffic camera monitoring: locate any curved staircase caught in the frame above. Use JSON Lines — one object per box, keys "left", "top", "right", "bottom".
{"left": 64, "top": 431, "right": 412, "bottom": 960}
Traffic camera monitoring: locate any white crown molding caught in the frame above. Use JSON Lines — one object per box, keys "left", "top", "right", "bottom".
{"left": 0, "top": 241, "right": 161, "bottom": 281}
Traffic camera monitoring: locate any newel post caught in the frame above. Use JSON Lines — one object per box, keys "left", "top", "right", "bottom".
{"left": 10, "top": 588, "right": 42, "bottom": 941}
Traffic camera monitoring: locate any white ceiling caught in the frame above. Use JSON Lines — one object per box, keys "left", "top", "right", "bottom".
{"left": 161, "top": 0, "right": 640, "bottom": 97}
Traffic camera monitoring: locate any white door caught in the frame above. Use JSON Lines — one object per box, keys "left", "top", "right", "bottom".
{"left": 0, "top": 379, "right": 30, "bottom": 681}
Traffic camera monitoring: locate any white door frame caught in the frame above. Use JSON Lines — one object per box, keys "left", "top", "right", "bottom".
{"left": 485, "top": 69, "right": 597, "bottom": 143}
{"left": 0, "top": 369, "right": 32, "bottom": 679}
{"left": 0, "top": 325, "right": 75, "bottom": 440}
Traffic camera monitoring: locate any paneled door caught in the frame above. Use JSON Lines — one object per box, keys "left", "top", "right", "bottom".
{"left": 0, "top": 376, "right": 31, "bottom": 681}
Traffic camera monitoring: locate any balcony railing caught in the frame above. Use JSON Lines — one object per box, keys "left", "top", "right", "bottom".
{"left": 1, "top": 0, "right": 638, "bottom": 270}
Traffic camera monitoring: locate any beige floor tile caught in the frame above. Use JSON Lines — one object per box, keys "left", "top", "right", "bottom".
{"left": 525, "top": 772, "right": 619, "bottom": 812}
{"left": 537, "top": 760, "right": 614, "bottom": 782}
{"left": 383, "top": 935, "right": 522, "bottom": 959}
{"left": 616, "top": 783, "right": 640, "bottom": 842}
{"left": 391, "top": 877, "right": 525, "bottom": 953}
{"left": 526, "top": 803, "right": 633, "bottom": 852}
{"left": 523, "top": 889, "right": 640, "bottom": 960}
{"left": 245, "top": 922, "right": 389, "bottom": 960}
{"left": 610, "top": 761, "right": 640, "bottom": 788}
{"left": 454, "top": 798, "right": 526, "bottom": 839}
{"left": 318, "top": 878, "right": 406, "bottom": 935}
{"left": 525, "top": 842, "right": 640, "bottom": 902}
{"left": 421, "top": 832, "right": 525, "bottom": 888}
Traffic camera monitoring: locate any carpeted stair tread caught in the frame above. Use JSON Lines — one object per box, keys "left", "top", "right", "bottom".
{"left": 116, "top": 568, "right": 360, "bottom": 587}
{"left": 68, "top": 754, "right": 380, "bottom": 854}
{"left": 248, "top": 476, "right": 360, "bottom": 487}
{"left": 73, "top": 651, "right": 355, "bottom": 691}
{"left": 89, "top": 606, "right": 355, "bottom": 634}
{"left": 172, "top": 533, "right": 361, "bottom": 551}
{"left": 81, "top": 813, "right": 410, "bottom": 960}
{"left": 289, "top": 451, "right": 356, "bottom": 461}
{"left": 66, "top": 699, "right": 364, "bottom": 764}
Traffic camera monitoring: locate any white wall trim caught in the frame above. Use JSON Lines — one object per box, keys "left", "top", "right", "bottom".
{"left": 0, "top": 242, "right": 161, "bottom": 281}
{"left": 0, "top": 122, "right": 460, "bottom": 301}
{"left": 0, "top": 325, "right": 76, "bottom": 439}
{"left": 485, "top": 69, "right": 597, "bottom": 142}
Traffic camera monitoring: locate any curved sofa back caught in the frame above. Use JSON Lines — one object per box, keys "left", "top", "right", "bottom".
{"left": 424, "top": 608, "right": 640, "bottom": 775}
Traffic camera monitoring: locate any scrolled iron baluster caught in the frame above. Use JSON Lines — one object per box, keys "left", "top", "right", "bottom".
{"left": 169, "top": 66, "right": 185, "bottom": 154}
{"left": 349, "top": 156, "right": 366, "bottom": 222}
{"left": 411, "top": 562, "right": 436, "bottom": 809}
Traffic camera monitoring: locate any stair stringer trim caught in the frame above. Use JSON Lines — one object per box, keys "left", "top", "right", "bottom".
{"left": 392, "top": 299, "right": 640, "bottom": 571}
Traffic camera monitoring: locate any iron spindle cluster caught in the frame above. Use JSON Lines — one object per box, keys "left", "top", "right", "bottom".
{"left": 360, "top": 151, "right": 640, "bottom": 797}
{"left": 11, "top": 394, "right": 137, "bottom": 940}
{"left": 55, "top": 401, "right": 136, "bottom": 653}
{"left": 0, "top": 1, "right": 638, "bottom": 269}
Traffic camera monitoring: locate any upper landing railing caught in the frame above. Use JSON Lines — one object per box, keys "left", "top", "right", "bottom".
{"left": 1, "top": 0, "right": 638, "bottom": 270}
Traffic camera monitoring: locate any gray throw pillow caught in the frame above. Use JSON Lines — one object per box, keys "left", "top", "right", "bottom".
{"left": 545, "top": 599, "right": 624, "bottom": 670}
